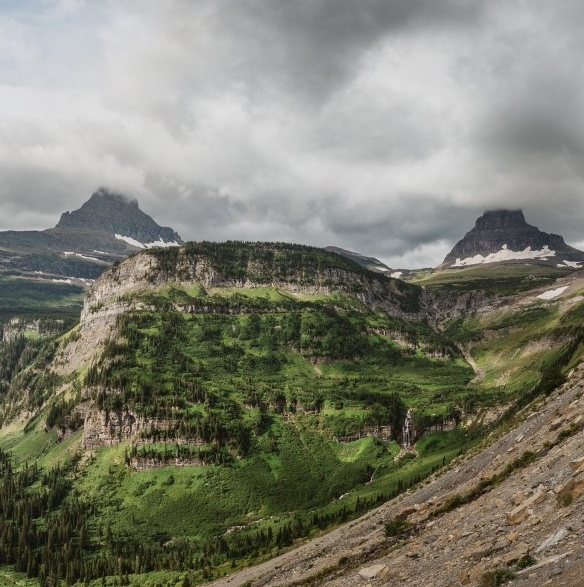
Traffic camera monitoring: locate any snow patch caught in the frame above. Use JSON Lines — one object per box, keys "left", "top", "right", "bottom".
{"left": 52, "top": 278, "right": 73, "bottom": 284}
{"left": 144, "top": 238, "right": 181, "bottom": 249}
{"left": 537, "top": 286, "right": 569, "bottom": 300}
{"left": 115, "top": 234, "right": 181, "bottom": 249}
{"left": 63, "top": 251, "right": 100, "bottom": 262}
{"left": 115, "top": 234, "right": 145, "bottom": 248}
{"left": 557, "top": 260, "right": 582, "bottom": 269}
{"left": 453, "top": 244, "right": 555, "bottom": 267}
{"left": 390, "top": 271, "right": 403, "bottom": 279}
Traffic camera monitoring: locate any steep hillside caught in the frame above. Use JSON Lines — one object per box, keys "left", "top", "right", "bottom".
{"left": 408, "top": 267, "right": 584, "bottom": 433}
{"left": 0, "top": 242, "right": 476, "bottom": 587}
{"left": 204, "top": 357, "right": 584, "bottom": 587}
{"left": 412, "top": 263, "right": 574, "bottom": 324}
{"left": 324, "top": 246, "right": 394, "bottom": 275}
{"left": 0, "top": 241, "right": 583, "bottom": 587}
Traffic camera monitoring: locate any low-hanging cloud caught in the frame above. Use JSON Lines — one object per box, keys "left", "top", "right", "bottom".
{"left": 0, "top": 0, "right": 583, "bottom": 267}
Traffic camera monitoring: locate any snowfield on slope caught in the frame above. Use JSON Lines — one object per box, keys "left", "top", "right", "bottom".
{"left": 537, "top": 285, "right": 570, "bottom": 300}
{"left": 454, "top": 244, "right": 555, "bottom": 267}
{"left": 115, "top": 234, "right": 181, "bottom": 249}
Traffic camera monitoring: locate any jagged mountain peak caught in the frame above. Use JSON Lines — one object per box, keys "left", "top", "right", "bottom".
{"left": 55, "top": 188, "right": 182, "bottom": 246}
{"left": 86, "top": 188, "right": 139, "bottom": 208}
{"left": 440, "top": 209, "right": 584, "bottom": 270}
{"left": 0, "top": 189, "right": 184, "bottom": 284}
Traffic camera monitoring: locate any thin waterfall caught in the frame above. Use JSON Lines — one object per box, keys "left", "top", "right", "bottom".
{"left": 402, "top": 408, "right": 413, "bottom": 449}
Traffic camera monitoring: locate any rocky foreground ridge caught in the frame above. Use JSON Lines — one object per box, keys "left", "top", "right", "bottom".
{"left": 206, "top": 364, "right": 584, "bottom": 587}
{"left": 440, "top": 210, "right": 584, "bottom": 270}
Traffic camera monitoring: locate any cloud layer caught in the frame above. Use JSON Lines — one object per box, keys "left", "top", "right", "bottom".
{"left": 1, "top": 0, "right": 583, "bottom": 267}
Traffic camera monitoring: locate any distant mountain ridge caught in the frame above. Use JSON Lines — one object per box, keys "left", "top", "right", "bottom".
{"left": 440, "top": 209, "right": 584, "bottom": 269}
{"left": 0, "top": 189, "right": 183, "bottom": 281}
{"left": 54, "top": 189, "right": 182, "bottom": 246}
{"left": 324, "top": 246, "right": 394, "bottom": 274}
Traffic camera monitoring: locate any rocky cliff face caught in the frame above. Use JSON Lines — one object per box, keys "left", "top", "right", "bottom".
{"left": 1, "top": 317, "right": 66, "bottom": 342}
{"left": 52, "top": 243, "right": 432, "bottom": 451}
{"left": 60, "top": 243, "right": 429, "bottom": 369}
{"left": 83, "top": 243, "right": 427, "bottom": 320}
{"left": 441, "top": 210, "right": 584, "bottom": 269}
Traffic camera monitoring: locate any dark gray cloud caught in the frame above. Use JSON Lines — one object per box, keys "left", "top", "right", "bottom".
{"left": 0, "top": 0, "right": 583, "bottom": 267}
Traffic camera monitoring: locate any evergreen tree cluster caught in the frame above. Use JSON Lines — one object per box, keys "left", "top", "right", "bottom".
{"left": 0, "top": 334, "right": 62, "bottom": 425}
{"left": 0, "top": 450, "right": 91, "bottom": 586}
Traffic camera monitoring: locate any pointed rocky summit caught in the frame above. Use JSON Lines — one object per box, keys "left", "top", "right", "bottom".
{"left": 440, "top": 209, "right": 584, "bottom": 270}
{"left": 0, "top": 189, "right": 183, "bottom": 281}
{"left": 54, "top": 188, "right": 182, "bottom": 247}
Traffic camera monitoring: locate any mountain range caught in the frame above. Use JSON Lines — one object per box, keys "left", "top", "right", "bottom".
{"left": 0, "top": 196, "right": 583, "bottom": 586}
{"left": 2, "top": 192, "right": 583, "bottom": 285}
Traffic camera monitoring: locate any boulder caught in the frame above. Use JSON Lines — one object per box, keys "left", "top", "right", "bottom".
{"left": 358, "top": 564, "right": 389, "bottom": 581}
{"left": 536, "top": 528, "right": 569, "bottom": 554}
{"left": 506, "top": 489, "right": 545, "bottom": 525}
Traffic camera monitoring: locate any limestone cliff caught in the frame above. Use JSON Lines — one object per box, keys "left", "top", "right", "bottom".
{"left": 54, "top": 242, "right": 431, "bottom": 452}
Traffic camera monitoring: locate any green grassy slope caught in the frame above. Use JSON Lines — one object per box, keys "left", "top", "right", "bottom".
{"left": 0, "top": 275, "right": 84, "bottom": 320}
{"left": 0, "top": 245, "right": 583, "bottom": 586}
{"left": 410, "top": 263, "right": 570, "bottom": 295}
{"left": 444, "top": 282, "right": 584, "bottom": 409}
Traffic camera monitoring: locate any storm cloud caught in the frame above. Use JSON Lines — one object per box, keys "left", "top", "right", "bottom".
{"left": 1, "top": 0, "right": 584, "bottom": 267}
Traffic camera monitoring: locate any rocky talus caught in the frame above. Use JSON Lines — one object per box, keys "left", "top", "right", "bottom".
{"left": 206, "top": 363, "right": 584, "bottom": 587}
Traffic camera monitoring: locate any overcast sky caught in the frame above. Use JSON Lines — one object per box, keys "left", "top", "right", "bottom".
{"left": 2, "top": 0, "right": 584, "bottom": 267}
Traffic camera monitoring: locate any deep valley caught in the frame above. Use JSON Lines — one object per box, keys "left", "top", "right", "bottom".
{"left": 0, "top": 208, "right": 583, "bottom": 587}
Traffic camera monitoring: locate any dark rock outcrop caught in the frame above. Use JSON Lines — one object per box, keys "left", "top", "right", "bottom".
{"left": 441, "top": 209, "right": 584, "bottom": 269}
